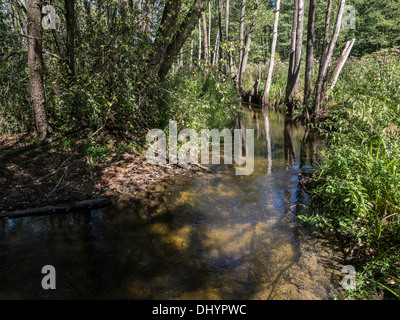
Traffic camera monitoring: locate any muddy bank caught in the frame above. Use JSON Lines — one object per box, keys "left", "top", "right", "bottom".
{"left": 0, "top": 133, "right": 205, "bottom": 214}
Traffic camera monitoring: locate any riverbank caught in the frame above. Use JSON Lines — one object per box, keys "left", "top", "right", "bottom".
{"left": 0, "top": 133, "right": 206, "bottom": 215}
{"left": 298, "top": 48, "right": 400, "bottom": 300}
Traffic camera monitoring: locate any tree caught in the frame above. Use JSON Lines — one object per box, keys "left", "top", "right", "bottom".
{"left": 237, "top": 0, "right": 246, "bottom": 85}
{"left": 328, "top": 38, "right": 356, "bottom": 91}
{"left": 285, "top": 0, "right": 305, "bottom": 114}
{"left": 201, "top": 11, "right": 209, "bottom": 64}
{"left": 262, "top": 0, "right": 281, "bottom": 106}
{"left": 238, "top": 0, "right": 259, "bottom": 91}
{"left": 217, "top": 0, "right": 225, "bottom": 72}
{"left": 198, "top": 18, "right": 202, "bottom": 64}
{"left": 27, "top": 0, "right": 51, "bottom": 140}
{"left": 225, "top": 0, "right": 235, "bottom": 80}
{"left": 304, "top": 0, "right": 316, "bottom": 105}
{"left": 313, "top": 0, "right": 346, "bottom": 121}
{"left": 65, "top": 0, "right": 75, "bottom": 82}
{"left": 150, "top": 0, "right": 209, "bottom": 81}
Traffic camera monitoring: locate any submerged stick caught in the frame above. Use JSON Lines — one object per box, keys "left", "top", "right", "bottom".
{"left": 0, "top": 197, "right": 111, "bottom": 219}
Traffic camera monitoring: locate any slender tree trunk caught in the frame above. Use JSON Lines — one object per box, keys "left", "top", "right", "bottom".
{"left": 202, "top": 11, "right": 209, "bottom": 64}
{"left": 198, "top": 18, "right": 202, "bottom": 65}
{"left": 150, "top": 0, "right": 182, "bottom": 76}
{"left": 288, "top": 0, "right": 298, "bottom": 74}
{"left": 285, "top": 0, "right": 305, "bottom": 113}
{"left": 262, "top": 0, "right": 281, "bottom": 105}
{"left": 27, "top": 0, "right": 51, "bottom": 140}
{"left": 217, "top": 0, "right": 225, "bottom": 73}
{"left": 208, "top": 1, "right": 211, "bottom": 58}
{"left": 179, "top": 46, "right": 184, "bottom": 67}
{"left": 320, "top": 0, "right": 333, "bottom": 70}
{"left": 190, "top": 38, "right": 194, "bottom": 67}
{"left": 152, "top": 0, "right": 208, "bottom": 81}
{"left": 237, "top": 0, "right": 246, "bottom": 83}
{"left": 65, "top": 0, "right": 75, "bottom": 82}
{"left": 328, "top": 38, "right": 355, "bottom": 90}
{"left": 213, "top": 27, "right": 220, "bottom": 65}
{"left": 304, "top": 0, "right": 316, "bottom": 104}
{"left": 238, "top": 0, "right": 259, "bottom": 91}
{"left": 313, "top": 0, "right": 346, "bottom": 121}
{"left": 225, "top": 0, "right": 235, "bottom": 80}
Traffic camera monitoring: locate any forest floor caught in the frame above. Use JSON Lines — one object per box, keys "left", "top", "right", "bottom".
{"left": 0, "top": 133, "right": 206, "bottom": 214}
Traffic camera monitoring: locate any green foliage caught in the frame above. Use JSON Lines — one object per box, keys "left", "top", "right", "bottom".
{"left": 159, "top": 66, "right": 240, "bottom": 132}
{"left": 299, "top": 48, "right": 400, "bottom": 299}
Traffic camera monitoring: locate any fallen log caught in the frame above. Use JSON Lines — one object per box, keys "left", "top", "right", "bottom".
{"left": 0, "top": 197, "right": 111, "bottom": 219}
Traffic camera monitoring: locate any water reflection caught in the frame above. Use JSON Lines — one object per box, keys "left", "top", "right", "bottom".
{"left": 283, "top": 119, "right": 296, "bottom": 170}
{"left": 0, "top": 107, "right": 340, "bottom": 300}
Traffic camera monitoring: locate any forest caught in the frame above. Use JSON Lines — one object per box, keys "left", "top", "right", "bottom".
{"left": 0, "top": 0, "right": 400, "bottom": 300}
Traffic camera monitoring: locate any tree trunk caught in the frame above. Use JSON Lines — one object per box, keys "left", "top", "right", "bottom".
{"left": 225, "top": 0, "right": 235, "bottom": 80}
{"left": 304, "top": 0, "right": 316, "bottom": 104}
{"left": 202, "top": 11, "right": 209, "bottom": 64}
{"left": 285, "top": 0, "right": 305, "bottom": 113}
{"left": 313, "top": 0, "right": 346, "bottom": 121}
{"left": 217, "top": 0, "right": 225, "bottom": 73}
{"left": 238, "top": 0, "right": 259, "bottom": 91}
{"left": 208, "top": 1, "right": 211, "bottom": 58}
{"left": 152, "top": 0, "right": 208, "bottom": 81}
{"left": 158, "top": 0, "right": 208, "bottom": 80}
{"left": 212, "top": 27, "right": 220, "bottom": 65}
{"left": 320, "top": 0, "right": 333, "bottom": 68}
{"left": 198, "top": 18, "right": 202, "bottom": 64}
{"left": 179, "top": 46, "right": 184, "bottom": 67}
{"left": 65, "top": 0, "right": 75, "bottom": 82}
{"left": 190, "top": 38, "right": 194, "bottom": 67}
{"left": 27, "top": 0, "right": 51, "bottom": 140}
{"left": 328, "top": 38, "right": 355, "bottom": 90}
{"left": 238, "top": 0, "right": 246, "bottom": 83}
{"left": 262, "top": 0, "right": 281, "bottom": 105}
{"left": 288, "top": 0, "right": 298, "bottom": 74}
{"left": 149, "top": 0, "right": 183, "bottom": 77}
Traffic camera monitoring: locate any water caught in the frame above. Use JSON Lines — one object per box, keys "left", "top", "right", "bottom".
{"left": 0, "top": 107, "right": 343, "bottom": 299}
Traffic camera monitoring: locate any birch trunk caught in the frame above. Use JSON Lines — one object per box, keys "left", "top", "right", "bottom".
{"left": 304, "top": 0, "right": 316, "bottom": 103}
{"left": 202, "top": 11, "right": 209, "bottom": 64}
{"left": 238, "top": 0, "right": 259, "bottom": 91}
{"left": 262, "top": 0, "right": 281, "bottom": 105}
{"left": 238, "top": 0, "right": 246, "bottom": 83}
{"left": 328, "top": 38, "right": 355, "bottom": 90}
{"left": 313, "top": 0, "right": 346, "bottom": 121}
{"left": 225, "top": 0, "right": 235, "bottom": 80}
{"left": 285, "top": 0, "right": 304, "bottom": 113}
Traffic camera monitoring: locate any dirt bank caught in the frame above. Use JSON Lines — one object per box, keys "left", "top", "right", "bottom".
{"left": 0, "top": 133, "right": 206, "bottom": 214}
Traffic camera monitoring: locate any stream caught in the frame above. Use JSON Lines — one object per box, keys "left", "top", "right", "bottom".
{"left": 0, "top": 107, "right": 344, "bottom": 299}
